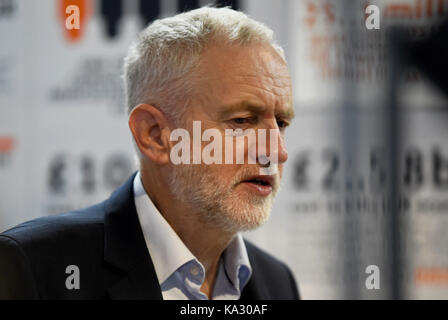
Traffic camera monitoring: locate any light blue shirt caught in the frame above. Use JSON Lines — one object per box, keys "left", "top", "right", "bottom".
{"left": 133, "top": 172, "right": 252, "bottom": 300}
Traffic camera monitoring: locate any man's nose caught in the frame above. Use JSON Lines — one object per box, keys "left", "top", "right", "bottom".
{"left": 257, "top": 127, "right": 288, "bottom": 166}
{"left": 276, "top": 133, "right": 288, "bottom": 164}
{"left": 267, "top": 130, "right": 288, "bottom": 165}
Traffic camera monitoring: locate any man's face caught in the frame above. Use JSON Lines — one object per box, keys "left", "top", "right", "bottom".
{"left": 168, "top": 43, "right": 294, "bottom": 233}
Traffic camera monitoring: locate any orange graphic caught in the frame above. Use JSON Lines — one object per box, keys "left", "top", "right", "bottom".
{"left": 305, "top": 2, "right": 317, "bottom": 28}
{"left": 383, "top": 0, "right": 446, "bottom": 19}
{"left": 415, "top": 267, "right": 448, "bottom": 286}
{"left": 0, "top": 136, "right": 14, "bottom": 153}
{"left": 58, "top": 0, "right": 92, "bottom": 43}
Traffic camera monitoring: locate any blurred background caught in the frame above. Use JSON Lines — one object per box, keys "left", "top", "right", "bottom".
{"left": 1, "top": 0, "right": 447, "bottom": 299}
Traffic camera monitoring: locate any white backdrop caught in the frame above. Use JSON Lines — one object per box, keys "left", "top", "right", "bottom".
{"left": 1, "top": 0, "right": 447, "bottom": 299}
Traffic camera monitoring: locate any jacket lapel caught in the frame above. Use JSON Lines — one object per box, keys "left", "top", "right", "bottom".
{"left": 107, "top": 257, "right": 162, "bottom": 300}
{"left": 239, "top": 240, "right": 270, "bottom": 300}
{"left": 103, "top": 173, "right": 162, "bottom": 300}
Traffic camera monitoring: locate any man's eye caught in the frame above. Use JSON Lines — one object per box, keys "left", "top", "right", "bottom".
{"left": 232, "top": 118, "right": 251, "bottom": 125}
{"left": 277, "top": 120, "right": 289, "bottom": 129}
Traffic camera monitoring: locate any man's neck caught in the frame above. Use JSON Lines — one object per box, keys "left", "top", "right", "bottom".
{"left": 140, "top": 168, "right": 235, "bottom": 298}
{"left": 173, "top": 220, "right": 233, "bottom": 298}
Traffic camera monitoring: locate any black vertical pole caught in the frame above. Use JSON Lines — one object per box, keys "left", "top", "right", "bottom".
{"left": 215, "top": 0, "right": 239, "bottom": 10}
{"left": 178, "top": 0, "right": 199, "bottom": 12}
{"left": 100, "top": 0, "right": 122, "bottom": 38}
{"left": 387, "top": 28, "right": 405, "bottom": 300}
{"left": 140, "top": 0, "right": 160, "bottom": 25}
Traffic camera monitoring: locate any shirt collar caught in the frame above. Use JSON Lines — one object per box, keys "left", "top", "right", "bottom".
{"left": 134, "top": 172, "right": 196, "bottom": 284}
{"left": 222, "top": 233, "right": 252, "bottom": 291}
{"left": 133, "top": 172, "right": 252, "bottom": 292}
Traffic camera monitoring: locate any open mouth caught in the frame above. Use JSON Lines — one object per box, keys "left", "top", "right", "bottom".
{"left": 240, "top": 175, "right": 275, "bottom": 196}
{"left": 244, "top": 178, "right": 271, "bottom": 186}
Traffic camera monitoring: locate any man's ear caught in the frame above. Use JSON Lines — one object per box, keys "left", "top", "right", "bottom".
{"left": 128, "top": 104, "right": 171, "bottom": 165}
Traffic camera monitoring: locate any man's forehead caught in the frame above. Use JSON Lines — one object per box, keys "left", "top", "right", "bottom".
{"left": 198, "top": 42, "right": 288, "bottom": 74}
{"left": 191, "top": 43, "right": 293, "bottom": 116}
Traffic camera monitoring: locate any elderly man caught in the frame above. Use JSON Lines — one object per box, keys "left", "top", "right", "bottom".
{"left": 0, "top": 7, "right": 298, "bottom": 300}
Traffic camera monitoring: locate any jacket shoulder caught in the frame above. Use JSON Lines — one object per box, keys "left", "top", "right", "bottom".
{"left": 1, "top": 202, "right": 106, "bottom": 244}
{"left": 0, "top": 202, "right": 108, "bottom": 299}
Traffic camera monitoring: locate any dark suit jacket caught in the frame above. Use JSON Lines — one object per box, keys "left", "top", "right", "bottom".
{"left": 0, "top": 174, "right": 299, "bottom": 300}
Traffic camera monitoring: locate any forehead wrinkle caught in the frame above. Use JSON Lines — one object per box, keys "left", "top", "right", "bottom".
{"left": 276, "top": 107, "right": 295, "bottom": 120}
{"left": 213, "top": 76, "right": 293, "bottom": 118}
{"left": 232, "top": 82, "right": 292, "bottom": 113}
{"left": 230, "top": 69, "right": 291, "bottom": 94}
{"left": 231, "top": 72, "right": 290, "bottom": 88}
{"left": 234, "top": 81, "right": 290, "bottom": 99}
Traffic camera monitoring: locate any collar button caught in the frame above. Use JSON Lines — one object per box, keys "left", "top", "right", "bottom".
{"left": 190, "top": 266, "right": 200, "bottom": 276}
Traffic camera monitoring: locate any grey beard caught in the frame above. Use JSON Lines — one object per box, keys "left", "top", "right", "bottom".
{"left": 167, "top": 164, "right": 277, "bottom": 233}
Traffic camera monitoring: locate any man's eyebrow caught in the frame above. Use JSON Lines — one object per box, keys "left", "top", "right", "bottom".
{"left": 218, "top": 101, "right": 295, "bottom": 120}
{"left": 218, "top": 102, "right": 265, "bottom": 116}
{"left": 276, "top": 108, "right": 295, "bottom": 121}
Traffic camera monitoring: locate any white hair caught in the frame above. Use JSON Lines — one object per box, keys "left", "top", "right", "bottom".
{"left": 123, "top": 6, "right": 285, "bottom": 159}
